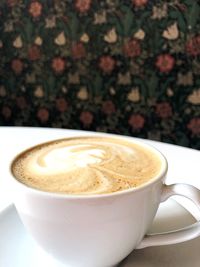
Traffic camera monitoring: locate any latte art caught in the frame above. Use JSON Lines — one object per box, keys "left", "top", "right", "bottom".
{"left": 12, "top": 137, "right": 162, "bottom": 195}
{"left": 36, "top": 146, "right": 106, "bottom": 173}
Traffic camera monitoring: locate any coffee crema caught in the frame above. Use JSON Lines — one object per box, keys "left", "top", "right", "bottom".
{"left": 12, "top": 136, "right": 162, "bottom": 195}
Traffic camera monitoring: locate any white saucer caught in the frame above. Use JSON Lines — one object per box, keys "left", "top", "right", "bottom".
{"left": 0, "top": 200, "right": 199, "bottom": 267}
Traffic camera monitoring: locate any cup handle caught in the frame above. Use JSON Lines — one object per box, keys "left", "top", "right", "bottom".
{"left": 136, "top": 183, "right": 200, "bottom": 249}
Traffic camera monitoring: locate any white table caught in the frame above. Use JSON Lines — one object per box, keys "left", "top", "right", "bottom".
{"left": 0, "top": 127, "right": 200, "bottom": 267}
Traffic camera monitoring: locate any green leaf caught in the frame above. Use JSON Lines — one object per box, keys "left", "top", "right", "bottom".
{"left": 169, "top": 9, "right": 187, "bottom": 32}
{"left": 146, "top": 73, "right": 159, "bottom": 98}
{"left": 121, "top": 6, "right": 135, "bottom": 36}
{"left": 108, "top": 15, "right": 124, "bottom": 36}
{"left": 133, "top": 77, "right": 148, "bottom": 99}
{"left": 57, "top": 20, "right": 70, "bottom": 38}
{"left": 186, "top": 2, "right": 200, "bottom": 28}
{"left": 139, "top": 11, "right": 152, "bottom": 27}
{"left": 23, "top": 18, "right": 34, "bottom": 43}
{"left": 45, "top": 75, "right": 56, "bottom": 92}
{"left": 68, "top": 13, "right": 80, "bottom": 41}
{"left": 123, "top": 11, "right": 134, "bottom": 36}
{"left": 177, "top": 16, "right": 187, "bottom": 33}
{"left": 90, "top": 73, "right": 103, "bottom": 96}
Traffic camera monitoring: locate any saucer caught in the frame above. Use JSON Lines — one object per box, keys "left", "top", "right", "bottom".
{"left": 0, "top": 200, "right": 199, "bottom": 267}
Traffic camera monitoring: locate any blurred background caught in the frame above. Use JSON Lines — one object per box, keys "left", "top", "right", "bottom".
{"left": 0, "top": 0, "right": 199, "bottom": 149}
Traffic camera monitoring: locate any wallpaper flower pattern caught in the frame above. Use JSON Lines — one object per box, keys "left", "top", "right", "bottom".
{"left": 0, "top": 0, "right": 200, "bottom": 149}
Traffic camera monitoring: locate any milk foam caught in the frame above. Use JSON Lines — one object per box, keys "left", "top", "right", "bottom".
{"left": 34, "top": 146, "right": 105, "bottom": 174}
{"left": 12, "top": 137, "right": 162, "bottom": 195}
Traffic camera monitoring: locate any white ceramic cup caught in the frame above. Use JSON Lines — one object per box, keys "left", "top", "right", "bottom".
{"left": 10, "top": 135, "right": 200, "bottom": 267}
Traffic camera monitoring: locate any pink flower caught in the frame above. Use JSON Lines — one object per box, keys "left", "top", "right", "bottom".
{"left": 128, "top": 114, "right": 145, "bottom": 130}
{"left": 102, "top": 100, "right": 116, "bottom": 115}
{"left": 1, "top": 106, "right": 12, "bottom": 120}
{"left": 75, "top": 0, "right": 92, "bottom": 13}
{"left": 123, "top": 39, "right": 141, "bottom": 58}
{"left": 37, "top": 108, "right": 49, "bottom": 123}
{"left": 132, "top": 0, "right": 148, "bottom": 7}
{"left": 11, "top": 59, "right": 23, "bottom": 75}
{"left": 99, "top": 56, "right": 115, "bottom": 73}
{"left": 72, "top": 42, "right": 86, "bottom": 59}
{"left": 186, "top": 36, "right": 200, "bottom": 57}
{"left": 156, "top": 54, "right": 175, "bottom": 73}
{"left": 187, "top": 118, "right": 200, "bottom": 136}
{"left": 28, "top": 45, "right": 41, "bottom": 61}
{"left": 52, "top": 57, "right": 65, "bottom": 74}
{"left": 156, "top": 102, "right": 172, "bottom": 119}
{"left": 6, "top": 0, "right": 17, "bottom": 7}
{"left": 80, "top": 111, "right": 93, "bottom": 126}
{"left": 29, "top": 1, "right": 43, "bottom": 18}
{"left": 56, "top": 98, "right": 68, "bottom": 112}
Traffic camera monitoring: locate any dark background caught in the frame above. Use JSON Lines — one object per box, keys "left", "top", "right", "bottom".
{"left": 0, "top": 0, "right": 199, "bottom": 149}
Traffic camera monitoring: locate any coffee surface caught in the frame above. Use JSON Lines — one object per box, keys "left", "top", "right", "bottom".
{"left": 12, "top": 136, "right": 162, "bottom": 195}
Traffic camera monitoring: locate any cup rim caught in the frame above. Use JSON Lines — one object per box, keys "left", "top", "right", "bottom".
{"left": 9, "top": 134, "right": 168, "bottom": 200}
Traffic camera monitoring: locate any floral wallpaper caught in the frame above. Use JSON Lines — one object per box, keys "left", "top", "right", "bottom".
{"left": 0, "top": 0, "right": 200, "bottom": 149}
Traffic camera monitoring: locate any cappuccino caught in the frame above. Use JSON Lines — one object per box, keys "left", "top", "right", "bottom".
{"left": 12, "top": 136, "right": 162, "bottom": 195}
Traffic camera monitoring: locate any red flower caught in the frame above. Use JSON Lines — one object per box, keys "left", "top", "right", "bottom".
{"left": 132, "top": 0, "right": 148, "bottom": 7}
{"left": 128, "top": 114, "right": 145, "bottom": 130}
{"left": 6, "top": 0, "right": 17, "bottom": 7}
{"left": 123, "top": 39, "right": 141, "bottom": 58}
{"left": 80, "top": 111, "right": 93, "bottom": 126}
{"left": 72, "top": 42, "right": 86, "bottom": 60}
{"left": 102, "top": 100, "right": 116, "bottom": 115}
{"left": 28, "top": 45, "right": 41, "bottom": 61}
{"left": 187, "top": 118, "right": 200, "bottom": 136}
{"left": 1, "top": 106, "right": 12, "bottom": 120}
{"left": 52, "top": 57, "right": 65, "bottom": 74}
{"left": 16, "top": 96, "right": 27, "bottom": 110}
{"left": 56, "top": 98, "right": 68, "bottom": 112}
{"left": 156, "top": 102, "right": 172, "bottom": 119}
{"left": 75, "top": 0, "right": 92, "bottom": 13}
{"left": 156, "top": 54, "right": 175, "bottom": 73}
{"left": 37, "top": 108, "right": 49, "bottom": 123}
{"left": 186, "top": 36, "right": 200, "bottom": 57}
{"left": 11, "top": 59, "right": 23, "bottom": 75}
{"left": 29, "top": 1, "right": 42, "bottom": 18}
{"left": 99, "top": 56, "right": 115, "bottom": 73}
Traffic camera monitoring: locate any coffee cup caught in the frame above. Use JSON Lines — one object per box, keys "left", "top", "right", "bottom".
{"left": 9, "top": 134, "right": 200, "bottom": 267}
